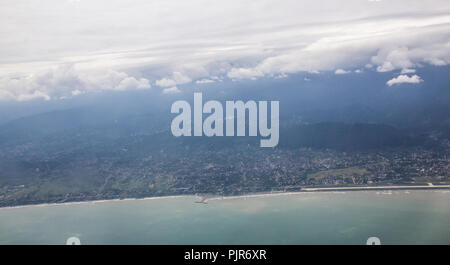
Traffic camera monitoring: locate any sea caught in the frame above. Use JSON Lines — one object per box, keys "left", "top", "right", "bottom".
{"left": 0, "top": 190, "right": 449, "bottom": 244}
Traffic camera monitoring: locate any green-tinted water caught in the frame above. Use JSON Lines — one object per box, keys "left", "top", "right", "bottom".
{"left": 0, "top": 190, "right": 449, "bottom": 244}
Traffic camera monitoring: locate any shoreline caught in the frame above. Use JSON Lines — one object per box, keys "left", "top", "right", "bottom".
{"left": 1, "top": 184, "right": 449, "bottom": 210}
{"left": 204, "top": 184, "right": 450, "bottom": 202}
{"left": 0, "top": 195, "right": 194, "bottom": 211}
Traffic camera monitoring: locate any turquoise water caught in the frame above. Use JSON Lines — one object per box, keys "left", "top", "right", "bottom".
{"left": 0, "top": 190, "right": 449, "bottom": 244}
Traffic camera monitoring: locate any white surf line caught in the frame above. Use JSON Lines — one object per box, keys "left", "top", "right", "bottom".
{"left": 302, "top": 184, "right": 450, "bottom": 192}
{"left": 204, "top": 191, "right": 313, "bottom": 202}
{"left": 204, "top": 185, "right": 450, "bottom": 202}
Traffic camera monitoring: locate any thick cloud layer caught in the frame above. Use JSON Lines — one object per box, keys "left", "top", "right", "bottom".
{"left": 1, "top": 0, "right": 449, "bottom": 100}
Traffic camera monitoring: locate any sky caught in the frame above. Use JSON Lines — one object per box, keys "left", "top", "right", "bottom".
{"left": 0, "top": 0, "right": 449, "bottom": 101}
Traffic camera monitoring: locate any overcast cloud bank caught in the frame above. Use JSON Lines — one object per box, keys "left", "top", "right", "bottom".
{"left": 1, "top": 0, "right": 449, "bottom": 100}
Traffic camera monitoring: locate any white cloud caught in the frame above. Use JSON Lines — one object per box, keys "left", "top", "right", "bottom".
{"left": 401, "top": 68, "right": 416, "bottom": 74}
{"left": 386, "top": 74, "right": 423, "bottom": 86}
{"left": 335, "top": 69, "right": 351, "bottom": 75}
{"left": 156, "top": 72, "right": 192, "bottom": 87}
{"left": 376, "top": 62, "right": 395, "bottom": 73}
{"left": 71, "top": 89, "right": 84, "bottom": 96}
{"left": 274, "top": 73, "right": 288, "bottom": 79}
{"left": 162, "top": 86, "right": 181, "bottom": 94}
{"left": 155, "top": 78, "right": 177, "bottom": 88}
{"left": 17, "top": 91, "right": 51, "bottom": 102}
{"left": 115, "top": 76, "right": 150, "bottom": 91}
{"left": 0, "top": 65, "right": 151, "bottom": 101}
{"left": 227, "top": 68, "right": 263, "bottom": 80}
{"left": 196, "top": 79, "right": 215, "bottom": 84}
{"left": 425, "top": 57, "right": 447, "bottom": 66}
